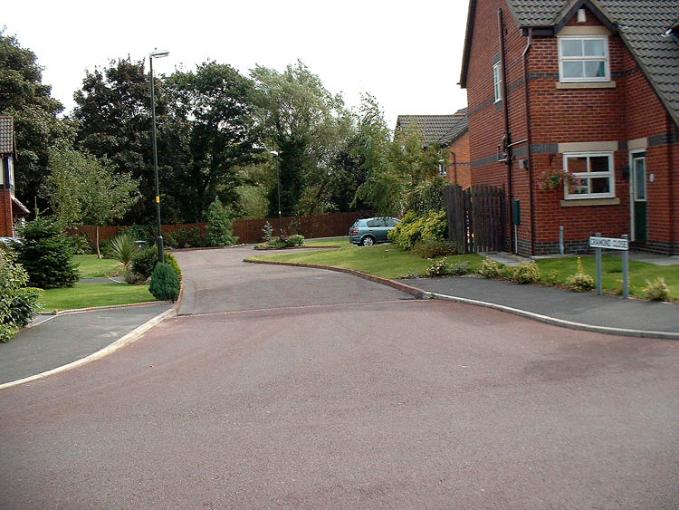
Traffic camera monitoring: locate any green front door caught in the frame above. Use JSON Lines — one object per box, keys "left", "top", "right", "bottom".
{"left": 632, "top": 153, "right": 647, "bottom": 243}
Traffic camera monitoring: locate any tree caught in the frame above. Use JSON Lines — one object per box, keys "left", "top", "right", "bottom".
{"left": 206, "top": 197, "right": 236, "bottom": 247}
{"left": 73, "top": 58, "right": 173, "bottom": 224}
{"left": 0, "top": 31, "right": 74, "bottom": 208}
{"left": 44, "top": 148, "right": 140, "bottom": 257}
{"left": 251, "top": 61, "right": 349, "bottom": 217}
{"left": 166, "top": 62, "right": 260, "bottom": 220}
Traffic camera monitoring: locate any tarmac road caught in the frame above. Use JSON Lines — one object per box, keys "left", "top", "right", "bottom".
{"left": 1, "top": 247, "right": 678, "bottom": 509}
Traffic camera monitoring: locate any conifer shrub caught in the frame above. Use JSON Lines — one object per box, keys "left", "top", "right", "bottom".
{"left": 206, "top": 198, "right": 237, "bottom": 247}
{"left": 149, "top": 263, "right": 180, "bottom": 302}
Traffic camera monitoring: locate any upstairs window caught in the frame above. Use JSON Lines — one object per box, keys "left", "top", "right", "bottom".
{"left": 558, "top": 36, "right": 610, "bottom": 82}
{"left": 563, "top": 152, "right": 615, "bottom": 199}
{"left": 493, "top": 62, "right": 502, "bottom": 102}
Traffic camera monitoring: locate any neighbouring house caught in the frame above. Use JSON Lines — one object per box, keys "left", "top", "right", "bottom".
{"left": 395, "top": 109, "right": 471, "bottom": 188}
{"left": 460, "top": 0, "right": 679, "bottom": 255}
{"left": 0, "top": 116, "right": 29, "bottom": 237}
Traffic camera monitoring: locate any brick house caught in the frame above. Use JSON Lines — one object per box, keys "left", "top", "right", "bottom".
{"left": 0, "top": 116, "right": 29, "bottom": 237}
{"left": 460, "top": 0, "right": 679, "bottom": 255}
{"left": 395, "top": 109, "right": 471, "bottom": 188}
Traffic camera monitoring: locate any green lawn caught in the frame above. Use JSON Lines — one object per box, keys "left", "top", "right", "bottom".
{"left": 248, "top": 242, "right": 482, "bottom": 280}
{"left": 304, "top": 236, "right": 348, "bottom": 248}
{"left": 39, "top": 282, "right": 156, "bottom": 312}
{"left": 536, "top": 255, "right": 679, "bottom": 301}
{"left": 74, "top": 255, "right": 121, "bottom": 278}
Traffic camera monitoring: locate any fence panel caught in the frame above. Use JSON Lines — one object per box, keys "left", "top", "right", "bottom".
{"left": 444, "top": 184, "right": 505, "bottom": 253}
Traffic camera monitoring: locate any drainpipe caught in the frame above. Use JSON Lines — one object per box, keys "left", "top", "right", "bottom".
{"left": 498, "top": 8, "right": 515, "bottom": 252}
{"left": 668, "top": 114, "right": 677, "bottom": 253}
{"left": 522, "top": 28, "right": 536, "bottom": 255}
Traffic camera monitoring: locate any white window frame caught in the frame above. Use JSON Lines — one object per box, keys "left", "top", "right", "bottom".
{"left": 0, "top": 158, "right": 4, "bottom": 186}
{"left": 558, "top": 36, "right": 610, "bottom": 83}
{"left": 563, "top": 152, "right": 615, "bottom": 200}
{"left": 492, "top": 62, "right": 502, "bottom": 103}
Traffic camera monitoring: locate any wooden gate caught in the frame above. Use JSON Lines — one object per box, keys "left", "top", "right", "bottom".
{"left": 444, "top": 184, "right": 506, "bottom": 253}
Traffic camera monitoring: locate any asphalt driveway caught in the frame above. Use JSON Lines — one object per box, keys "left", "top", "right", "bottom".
{"left": 1, "top": 247, "right": 677, "bottom": 509}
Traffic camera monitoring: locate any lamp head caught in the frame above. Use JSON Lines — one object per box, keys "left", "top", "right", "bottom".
{"left": 150, "top": 50, "right": 170, "bottom": 59}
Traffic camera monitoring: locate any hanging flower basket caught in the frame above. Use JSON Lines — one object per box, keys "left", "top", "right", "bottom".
{"left": 539, "top": 168, "right": 575, "bottom": 191}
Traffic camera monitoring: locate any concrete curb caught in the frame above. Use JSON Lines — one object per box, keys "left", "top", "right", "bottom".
{"left": 42, "top": 300, "right": 163, "bottom": 316}
{"left": 0, "top": 306, "right": 177, "bottom": 391}
{"left": 244, "top": 259, "right": 430, "bottom": 300}
{"left": 245, "top": 259, "right": 678, "bottom": 340}
{"left": 429, "top": 292, "right": 679, "bottom": 340}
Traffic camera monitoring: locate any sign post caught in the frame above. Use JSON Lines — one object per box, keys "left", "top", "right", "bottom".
{"left": 589, "top": 234, "right": 630, "bottom": 298}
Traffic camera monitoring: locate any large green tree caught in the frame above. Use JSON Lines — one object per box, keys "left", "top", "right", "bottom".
{"left": 0, "top": 31, "right": 74, "bottom": 208}
{"left": 166, "top": 62, "right": 260, "bottom": 221}
{"left": 251, "top": 61, "right": 350, "bottom": 217}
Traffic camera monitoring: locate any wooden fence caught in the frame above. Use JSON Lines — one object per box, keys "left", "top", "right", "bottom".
{"left": 444, "top": 184, "right": 506, "bottom": 253}
{"left": 73, "top": 211, "right": 366, "bottom": 246}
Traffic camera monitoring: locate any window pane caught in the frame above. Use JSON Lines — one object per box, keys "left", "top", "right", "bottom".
{"left": 591, "top": 177, "right": 611, "bottom": 194}
{"left": 584, "top": 39, "right": 605, "bottom": 56}
{"left": 563, "top": 61, "right": 584, "bottom": 78}
{"left": 569, "top": 176, "right": 589, "bottom": 195}
{"left": 590, "top": 156, "right": 610, "bottom": 173}
{"left": 584, "top": 60, "right": 606, "bottom": 78}
{"left": 634, "top": 160, "right": 646, "bottom": 200}
{"left": 561, "top": 39, "right": 583, "bottom": 57}
{"left": 567, "top": 156, "right": 588, "bottom": 173}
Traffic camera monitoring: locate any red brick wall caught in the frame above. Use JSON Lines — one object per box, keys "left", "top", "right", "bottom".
{"left": 446, "top": 132, "right": 471, "bottom": 188}
{"left": 0, "top": 191, "right": 13, "bottom": 237}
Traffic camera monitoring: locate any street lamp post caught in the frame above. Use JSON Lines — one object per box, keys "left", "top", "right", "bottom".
{"left": 270, "top": 150, "right": 282, "bottom": 235}
{"left": 149, "top": 49, "right": 169, "bottom": 263}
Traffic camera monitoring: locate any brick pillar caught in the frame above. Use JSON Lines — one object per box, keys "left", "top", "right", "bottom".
{"left": 0, "top": 190, "right": 14, "bottom": 237}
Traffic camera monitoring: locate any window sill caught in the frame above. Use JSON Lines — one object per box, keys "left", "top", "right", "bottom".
{"left": 556, "top": 81, "right": 616, "bottom": 89}
{"left": 560, "top": 197, "right": 620, "bottom": 207}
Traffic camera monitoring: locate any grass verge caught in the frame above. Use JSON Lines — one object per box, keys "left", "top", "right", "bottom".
{"left": 247, "top": 241, "right": 482, "bottom": 280}
{"left": 536, "top": 255, "right": 679, "bottom": 301}
{"left": 39, "top": 282, "right": 155, "bottom": 312}
{"left": 74, "top": 255, "right": 121, "bottom": 278}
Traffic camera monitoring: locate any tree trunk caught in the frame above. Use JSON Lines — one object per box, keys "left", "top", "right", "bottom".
{"left": 96, "top": 225, "right": 102, "bottom": 259}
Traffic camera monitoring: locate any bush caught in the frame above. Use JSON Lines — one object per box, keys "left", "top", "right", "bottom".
{"left": 389, "top": 210, "right": 447, "bottom": 251}
{"left": 565, "top": 257, "right": 595, "bottom": 292}
{"left": 405, "top": 177, "right": 447, "bottom": 214}
{"left": 67, "top": 234, "right": 92, "bottom": 255}
{"left": 511, "top": 261, "right": 540, "bottom": 284}
{"left": 262, "top": 221, "right": 274, "bottom": 242}
{"left": 131, "top": 246, "right": 159, "bottom": 279}
{"left": 424, "top": 258, "right": 449, "bottom": 277}
{"left": 206, "top": 198, "right": 237, "bottom": 247}
{"left": 449, "top": 262, "right": 471, "bottom": 276}
{"left": 124, "top": 224, "right": 156, "bottom": 246}
{"left": 109, "top": 234, "right": 138, "bottom": 271}
{"left": 16, "top": 217, "right": 79, "bottom": 289}
{"left": 123, "top": 270, "right": 145, "bottom": 285}
{"left": 643, "top": 277, "right": 670, "bottom": 302}
{"left": 0, "top": 250, "right": 41, "bottom": 342}
{"left": 149, "top": 263, "right": 180, "bottom": 302}
{"left": 286, "top": 234, "right": 304, "bottom": 247}
{"left": 165, "top": 252, "right": 182, "bottom": 282}
{"left": 173, "top": 227, "right": 205, "bottom": 248}
{"left": 477, "top": 258, "right": 504, "bottom": 279}
{"left": 412, "top": 240, "right": 459, "bottom": 259}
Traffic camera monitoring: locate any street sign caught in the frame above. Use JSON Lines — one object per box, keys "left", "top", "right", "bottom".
{"left": 589, "top": 236, "right": 629, "bottom": 251}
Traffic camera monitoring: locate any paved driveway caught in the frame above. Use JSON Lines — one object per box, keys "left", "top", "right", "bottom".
{"left": 1, "top": 247, "right": 678, "bottom": 509}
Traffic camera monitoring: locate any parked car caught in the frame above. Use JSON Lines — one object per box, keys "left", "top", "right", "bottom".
{"left": 349, "top": 217, "right": 400, "bottom": 246}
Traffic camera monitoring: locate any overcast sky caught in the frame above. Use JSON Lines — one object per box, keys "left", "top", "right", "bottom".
{"left": 4, "top": 0, "right": 469, "bottom": 127}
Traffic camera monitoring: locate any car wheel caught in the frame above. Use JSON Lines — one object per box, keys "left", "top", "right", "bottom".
{"left": 360, "top": 236, "right": 375, "bottom": 247}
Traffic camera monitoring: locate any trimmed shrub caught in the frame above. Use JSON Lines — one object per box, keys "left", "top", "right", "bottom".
{"left": 412, "top": 240, "right": 459, "bottom": 259}
{"left": 109, "top": 234, "right": 138, "bottom": 271}
{"left": 0, "top": 250, "right": 41, "bottom": 342}
{"left": 16, "top": 217, "right": 79, "bottom": 289}
{"left": 565, "top": 257, "right": 595, "bottom": 292}
{"left": 425, "top": 258, "right": 449, "bottom": 277}
{"left": 643, "top": 277, "right": 670, "bottom": 302}
{"left": 206, "top": 198, "right": 236, "bottom": 247}
{"left": 165, "top": 253, "right": 182, "bottom": 281}
{"left": 262, "top": 221, "right": 274, "bottom": 242}
{"left": 389, "top": 210, "right": 447, "bottom": 251}
{"left": 149, "top": 263, "right": 180, "bottom": 302}
{"left": 511, "top": 261, "right": 540, "bottom": 284}
{"left": 477, "top": 258, "right": 504, "bottom": 279}
{"left": 123, "top": 270, "right": 145, "bottom": 285}
{"left": 131, "top": 246, "right": 159, "bottom": 279}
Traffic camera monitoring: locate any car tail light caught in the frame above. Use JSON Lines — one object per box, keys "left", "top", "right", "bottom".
{"left": 350, "top": 227, "right": 358, "bottom": 235}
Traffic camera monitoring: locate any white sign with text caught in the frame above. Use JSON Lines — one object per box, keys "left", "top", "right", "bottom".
{"left": 589, "top": 236, "right": 629, "bottom": 251}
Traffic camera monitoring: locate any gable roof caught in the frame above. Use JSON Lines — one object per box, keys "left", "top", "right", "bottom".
{"left": 460, "top": 0, "right": 679, "bottom": 126}
{"left": 395, "top": 108, "right": 468, "bottom": 147}
{"left": 0, "top": 116, "right": 15, "bottom": 155}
